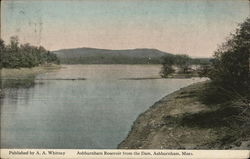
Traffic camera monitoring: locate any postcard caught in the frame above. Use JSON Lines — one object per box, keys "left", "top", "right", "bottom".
{"left": 1, "top": 0, "right": 249, "bottom": 158}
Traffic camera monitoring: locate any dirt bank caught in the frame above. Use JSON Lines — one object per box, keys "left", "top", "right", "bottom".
{"left": 118, "top": 82, "right": 250, "bottom": 149}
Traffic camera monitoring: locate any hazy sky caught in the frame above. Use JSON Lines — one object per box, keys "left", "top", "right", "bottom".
{"left": 1, "top": 0, "right": 249, "bottom": 57}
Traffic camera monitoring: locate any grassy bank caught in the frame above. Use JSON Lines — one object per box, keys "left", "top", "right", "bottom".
{"left": 118, "top": 81, "right": 250, "bottom": 149}
{"left": 1, "top": 64, "right": 61, "bottom": 79}
{"left": 0, "top": 64, "right": 61, "bottom": 96}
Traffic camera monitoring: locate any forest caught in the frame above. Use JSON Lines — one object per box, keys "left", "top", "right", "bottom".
{"left": 0, "top": 36, "right": 60, "bottom": 69}
{"left": 54, "top": 47, "right": 211, "bottom": 65}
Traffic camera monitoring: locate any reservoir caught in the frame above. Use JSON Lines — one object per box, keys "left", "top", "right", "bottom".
{"left": 1, "top": 65, "right": 205, "bottom": 148}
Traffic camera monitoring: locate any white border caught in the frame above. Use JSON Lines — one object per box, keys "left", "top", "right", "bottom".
{"left": 1, "top": 149, "right": 250, "bottom": 159}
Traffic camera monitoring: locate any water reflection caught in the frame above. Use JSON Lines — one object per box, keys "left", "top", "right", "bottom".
{"left": 1, "top": 77, "right": 36, "bottom": 89}
{"left": 1, "top": 77, "right": 38, "bottom": 106}
{"left": 1, "top": 65, "right": 206, "bottom": 149}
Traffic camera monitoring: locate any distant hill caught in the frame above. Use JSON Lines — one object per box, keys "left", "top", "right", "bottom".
{"left": 53, "top": 48, "right": 172, "bottom": 64}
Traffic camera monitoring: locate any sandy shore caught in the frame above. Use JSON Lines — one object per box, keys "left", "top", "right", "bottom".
{"left": 118, "top": 81, "right": 249, "bottom": 149}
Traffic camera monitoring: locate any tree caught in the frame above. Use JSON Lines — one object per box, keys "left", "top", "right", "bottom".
{"left": 0, "top": 39, "right": 5, "bottom": 68}
{"left": 160, "top": 56, "right": 175, "bottom": 78}
{"left": 208, "top": 18, "right": 250, "bottom": 94}
{"left": 175, "top": 54, "right": 192, "bottom": 74}
{"left": 160, "top": 64, "right": 175, "bottom": 78}
{"left": 160, "top": 54, "right": 193, "bottom": 78}
{"left": 10, "top": 36, "right": 19, "bottom": 50}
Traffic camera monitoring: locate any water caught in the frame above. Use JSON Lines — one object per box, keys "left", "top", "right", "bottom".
{"left": 1, "top": 65, "right": 205, "bottom": 149}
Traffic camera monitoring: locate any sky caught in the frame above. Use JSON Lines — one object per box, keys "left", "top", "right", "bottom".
{"left": 1, "top": 0, "right": 249, "bottom": 57}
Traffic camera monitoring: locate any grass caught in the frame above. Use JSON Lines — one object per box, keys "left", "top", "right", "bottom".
{"left": 0, "top": 64, "right": 61, "bottom": 92}
{"left": 180, "top": 82, "right": 250, "bottom": 148}
{"left": 1, "top": 64, "right": 61, "bottom": 79}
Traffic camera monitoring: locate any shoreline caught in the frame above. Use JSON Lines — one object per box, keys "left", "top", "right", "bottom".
{"left": 1, "top": 64, "right": 61, "bottom": 79}
{"left": 118, "top": 81, "right": 249, "bottom": 149}
{"left": 0, "top": 65, "right": 61, "bottom": 96}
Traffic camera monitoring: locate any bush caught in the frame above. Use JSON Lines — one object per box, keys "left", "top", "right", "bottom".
{"left": 198, "top": 64, "right": 212, "bottom": 77}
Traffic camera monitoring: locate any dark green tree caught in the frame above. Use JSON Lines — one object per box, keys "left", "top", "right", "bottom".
{"left": 175, "top": 54, "right": 192, "bottom": 74}
{"left": 0, "top": 39, "right": 5, "bottom": 68}
{"left": 208, "top": 18, "right": 250, "bottom": 94}
{"left": 160, "top": 56, "right": 175, "bottom": 78}
{"left": 0, "top": 36, "right": 60, "bottom": 68}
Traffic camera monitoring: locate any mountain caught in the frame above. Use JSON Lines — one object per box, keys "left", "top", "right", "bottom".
{"left": 53, "top": 48, "right": 172, "bottom": 64}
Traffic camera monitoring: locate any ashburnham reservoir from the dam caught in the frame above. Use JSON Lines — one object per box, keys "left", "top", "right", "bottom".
{"left": 1, "top": 65, "right": 205, "bottom": 149}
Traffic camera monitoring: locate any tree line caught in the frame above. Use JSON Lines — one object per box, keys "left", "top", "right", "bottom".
{"left": 208, "top": 18, "right": 249, "bottom": 94}
{"left": 203, "top": 18, "right": 249, "bottom": 95}
{"left": 0, "top": 36, "right": 60, "bottom": 69}
{"left": 202, "top": 18, "right": 249, "bottom": 144}
{"left": 161, "top": 18, "right": 249, "bottom": 146}
{"left": 160, "top": 17, "right": 249, "bottom": 105}
{"left": 161, "top": 18, "right": 249, "bottom": 92}
{"left": 160, "top": 54, "right": 211, "bottom": 78}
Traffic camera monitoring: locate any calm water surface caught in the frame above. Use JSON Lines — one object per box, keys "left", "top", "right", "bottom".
{"left": 1, "top": 65, "right": 205, "bottom": 148}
